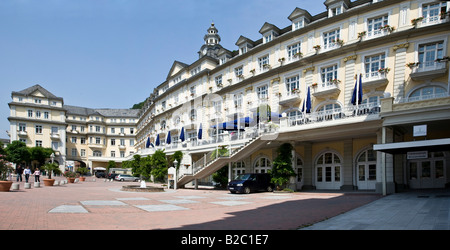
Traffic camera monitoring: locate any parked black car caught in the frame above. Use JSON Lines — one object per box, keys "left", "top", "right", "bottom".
{"left": 108, "top": 173, "right": 119, "bottom": 180}
{"left": 227, "top": 173, "right": 274, "bottom": 194}
{"left": 95, "top": 172, "right": 106, "bottom": 178}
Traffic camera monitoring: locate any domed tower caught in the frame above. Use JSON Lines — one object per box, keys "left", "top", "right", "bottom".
{"left": 198, "top": 22, "right": 223, "bottom": 59}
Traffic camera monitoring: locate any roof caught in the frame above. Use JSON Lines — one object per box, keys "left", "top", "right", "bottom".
{"left": 12, "top": 84, "right": 63, "bottom": 101}
{"left": 64, "top": 105, "right": 139, "bottom": 118}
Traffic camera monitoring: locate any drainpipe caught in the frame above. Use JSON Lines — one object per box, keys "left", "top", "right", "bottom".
{"left": 382, "top": 127, "right": 387, "bottom": 196}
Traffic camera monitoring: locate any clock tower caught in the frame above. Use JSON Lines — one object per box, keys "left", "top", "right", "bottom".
{"left": 198, "top": 22, "right": 223, "bottom": 59}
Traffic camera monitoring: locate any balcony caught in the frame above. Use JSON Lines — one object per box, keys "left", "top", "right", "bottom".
{"left": 410, "top": 61, "right": 447, "bottom": 81}
{"left": 416, "top": 15, "right": 449, "bottom": 28}
{"left": 17, "top": 130, "right": 27, "bottom": 137}
{"left": 363, "top": 72, "right": 388, "bottom": 90}
{"left": 312, "top": 82, "right": 340, "bottom": 98}
{"left": 50, "top": 133, "right": 60, "bottom": 140}
{"left": 279, "top": 91, "right": 301, "bottom": 106}
{"left": 88, "top": 143, "right": 106, "bottom": 149}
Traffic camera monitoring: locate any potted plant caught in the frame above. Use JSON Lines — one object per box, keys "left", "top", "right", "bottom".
{"left": 63, "top": 171, "right": 76, "bottom": 183}
{"left": 0, "top": 156, "right": 14, "bottom": 192}
{"left": 406, "top": 62, "right": 420, "bottom": 69}
{"left": 42, "top": 163, "right": 62, "bottom": 186}
{"left": 77, "top": 167, "right": 88, "bottom": 181}
{"left": 313, "top": 45, "right": 321, "bottom": 52}
{"left": 411, "top": 17, "right": 424, "bottom": 27}
{"left": 269, "top": 143, "right": 296, "bottom": 191}
{"left": 378, "top": 67, "right": 391, "bottom": 74}
{"left": 357, "top": 31, "right": 366, "bottom": 41}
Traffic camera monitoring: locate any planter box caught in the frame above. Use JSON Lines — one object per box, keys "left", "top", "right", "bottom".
{"left": 43, "top": 179, "right": 55, "bottom": 186}
{"left": 0, "top": 181, "right": 13, "bottom": 192}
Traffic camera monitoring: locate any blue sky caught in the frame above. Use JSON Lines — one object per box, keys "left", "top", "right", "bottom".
{"left": 0, "top": 0, "right": 325, "bottom": 139}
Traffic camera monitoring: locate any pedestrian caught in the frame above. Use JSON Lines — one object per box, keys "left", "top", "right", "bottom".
{"left": 24, "top": 166, "right": 31, "bottom": 183}
{"left": 33, "top": 167, "right": 41, "bottom": 182}
{"left": 16, "top": 165, "right": 23, "bottom": 182}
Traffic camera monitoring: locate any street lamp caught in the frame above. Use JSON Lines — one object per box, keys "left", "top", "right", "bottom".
{"left": 173, "top": 159, "right": 178, "bottom": 190}
{"left": 50, "top": 153, "right": 55, "bottom": 164}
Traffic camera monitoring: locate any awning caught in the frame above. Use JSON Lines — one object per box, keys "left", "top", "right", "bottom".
{"left": 373, "top": 138, "right": 450, "bottom": 154}
{"left": 94, "top": 167, "right": 106, "bottom": 171}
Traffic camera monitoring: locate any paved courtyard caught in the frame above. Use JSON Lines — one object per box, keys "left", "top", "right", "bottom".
{"left": 0, "top": 177, "right": 381, "bottom": 230}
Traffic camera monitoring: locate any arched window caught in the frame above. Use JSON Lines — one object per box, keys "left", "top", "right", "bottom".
{"left": 316, "top": 103, "right": 342, "bottom": 121}
{"left": 408, "top": 85, "right": 446, "bottom": 102}
{"left": 254, "top": 157, "right": 271, "bottom": 173}
{"left": 160, "top": 120, "right": 166, "bottom": 130}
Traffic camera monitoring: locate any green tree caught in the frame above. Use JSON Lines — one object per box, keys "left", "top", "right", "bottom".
{"left": 29, "top": 147, "right": 54, "bottom": 168}
{"left": 107, "top": 160, "right": 116, "bottom": 173}
{"left": 5, "top": 140, "right": 30, "bottom": 167}
{"left": 150, "top": 149, "right": 168, "bottom": 182}
{"left": 269, "top": 143, "right": 296, "bottom": 190}
{"left": 212, "top": 165, "right": 229, "bottom": 188}
{"left": 139, "top": 155, "right": 153, "bottom": 179}
{"left": 171, "top": 151, "right": 183, "bottom": 171}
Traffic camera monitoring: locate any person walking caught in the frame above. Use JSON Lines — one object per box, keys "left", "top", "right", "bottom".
{"left": 24, "top": 166, "right": 32, "bottom": 183}
{"left": 16, "top": 165, "right": 23, "bottom": 182}
{"left": 33, "top": 167, "right": 41, "bottom": 182}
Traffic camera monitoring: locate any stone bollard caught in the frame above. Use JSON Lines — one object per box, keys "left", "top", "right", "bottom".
{"left": 12, "top": 183, "right": 20, "bottom": 190}
{"left": 92, "top": 178, "right": 96, "bottom": 182}
{"left": 24, "top": 183, "right": 31, "bottom": 189}
{"left": 53, "top": 181, "right": 59, "bottom": 186}
{"left": 34, "top": 182, "right": 40, "bottom": 188}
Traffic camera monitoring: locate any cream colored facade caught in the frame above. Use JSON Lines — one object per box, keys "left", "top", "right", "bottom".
{"left": 135, "top": 0, "right": 450, "bottom": 194}
{"left": 8, "top": 85, "right": 138, "bottom": 173}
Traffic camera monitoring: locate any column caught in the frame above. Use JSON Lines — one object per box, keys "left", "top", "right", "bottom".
{"left": 392, "top": 43, "right": 409, "bottom": 102}
{"left": 343, "top": 55, "right": 357, "bottom": 106}
{"left": 342, "top": 139, "right": 354, "bottom": 190}
{"left": 302, "top": 142, "right": 314, "bottom": 190}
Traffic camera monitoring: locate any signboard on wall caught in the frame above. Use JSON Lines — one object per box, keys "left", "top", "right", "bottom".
{"left": 407, "top": 151, "right": 428, "bottom": 160}
{"left": 413, "top": 125, "right": 427, "bottom": 137}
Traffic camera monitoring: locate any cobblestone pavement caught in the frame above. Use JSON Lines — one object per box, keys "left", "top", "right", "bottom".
{"left": 0, "top": 177, "right": 381, "bottom": 230}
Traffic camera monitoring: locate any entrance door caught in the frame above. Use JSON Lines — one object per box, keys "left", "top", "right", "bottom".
{"left": 408, "top": 152, "right": 446, "bottom": 189}
{"left": 315, "top": 152, "right": 342, "bottom": 190}
{"left": 356, "top": 149, "right": 377, "bottom": 190}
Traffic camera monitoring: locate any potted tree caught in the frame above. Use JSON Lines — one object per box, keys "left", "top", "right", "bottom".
{"left": 269, "top": 143, "right": 296, "bottom": 191}
{"left": 63, "top": 171, "right": 76, "bottom": 183}
{"left": 42, "top": 163, "right": 62, "bottom": 186}
{"left": 77, "top": 167, "right": 88, "bottom": 181}
{"left": 0, "top": 156, "right": 14, "bottom": 192}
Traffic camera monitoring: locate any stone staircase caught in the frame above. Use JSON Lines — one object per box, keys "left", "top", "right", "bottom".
{"left": 177, "top": 133, "right": 273, "bottom": 187}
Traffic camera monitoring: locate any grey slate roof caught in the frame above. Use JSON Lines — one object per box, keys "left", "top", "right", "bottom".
{"left": 64, "top": 105, "right": 139, "bottom": 118}
{"left": 12, "top": 84, "right": 63, "bottom": 101}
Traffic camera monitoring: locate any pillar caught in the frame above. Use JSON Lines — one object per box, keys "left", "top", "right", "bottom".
{"left": 341, "top": 139, "right": 354, "bottom": 190}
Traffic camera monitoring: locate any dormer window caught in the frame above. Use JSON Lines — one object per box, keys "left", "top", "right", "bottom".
{"left": 265, "top": 33, "right": 273, "bottom": 43}
{"left": 240, "top": 47, "right": 247, "bottom": 55}
{"left": 325, "top": 0, "right": 349, "bottom": 17}
{"left": 293, "top": 18, "right": 304, "bottom": 31}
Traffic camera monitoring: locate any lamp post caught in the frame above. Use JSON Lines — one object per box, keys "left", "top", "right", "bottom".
{"left": 173, "top": 159, "right": 178, "bottom": 190}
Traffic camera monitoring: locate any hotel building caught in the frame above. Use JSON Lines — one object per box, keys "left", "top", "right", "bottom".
{"left": 135, "top": 0, "right": 450, "bottom": 194}
{"left": 8, "top": 85, "right": 139, "bottom": 172}
{"left": 7, "top": 0, "right": 450, "bottom": 194}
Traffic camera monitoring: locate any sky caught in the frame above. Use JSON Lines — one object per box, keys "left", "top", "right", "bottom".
{"left": 0, "top": 0, "right": 325, "bottom": 139}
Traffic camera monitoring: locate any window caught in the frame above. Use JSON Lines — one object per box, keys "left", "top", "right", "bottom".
{"left": 130, "top": 139, "right": 134, "bottom": 146}
{"left": 34, "top": 99, "right": 41, "bottom": 104}
{"left": 35, "top": 125, "right": 42, "bottom": 134}
{"left": 80, "top": 137, "right": 86, "bottom": 144}
{"left": 120, "top": 139, "right": 125, "bottom": 146}
{"left": 364, "top": 53, "right": 386, "bottom": 79}
{"left": 44, "top": 112, "right": 49, "bottom": 119}
{"left": 409, "top": 86, "right": 446, "bottom": 101}
{"left": 215, "top": 75, "right": 223, "bottom": 87}
{"left": 161, "top": 101, "right": 166, "bottom": 109}
{"left": 95, "top": 126, "right": 101, "bottom": 132}
{"left": 257, "top": 85, "right": 268, "bottom": 99}
{"left": 19, "top": 123, "right": 26, "bottom": 132}
{"left": 254, "top": 157, "right": 271, "bottom": 173}
{"left": 28, "top": 110, "right": 33, "bottom": 118}
{"left": 190, "top": 66, "right": 201, "bottom": 76}
{"left": 71, "top": 137, "right": 77, "bottom": 143}
{"left": 212, "top": 100, "right": 222, "bottom": 114}
{"left": 318, "top": 103, "right": 341, "bottom": 113}
{"left": 36, "top": 140, "right": 42, "bottom": 147}
{"left": 111, "top": 139, "right": 116, "bottom": 146}
{"left": 292, "top": 19, "right": 304, "bottom": 30}
{"left": 286, "top": 75, "right": 300, "bottom": 94}
{"left": 93, "top": 151, "right": 102, "bottom": 157}
{"left": 418, "top": 41, "right": 444, "bottom": 71}
{"left": 422, "top": 2, "right": 447, "bottom": 25}
{"left": 320, "top": 64, "right": 338, "bottom": 87}
{"left": 264, "top": 32, "right": 274, "bottom": 43}
{"left": 233, "top": 93, "right": 243, "bottom": 108}
{"left": 367, "top": 15, "right": 388, "bottom": 37}
{"left": 71, "top": 148, "right": 77, "bottom": 157}
{"left": 258, "top": 55, "right": 270, "bottom": 71}
{"left": 287, "top": 43, "right": 301, "bottom": 61}
{"left": 330, "top": 6, "right": 342, "bottom": 17}
{"left": 36, "top": 111, "right": 41, "bottom": 118}
{"left": 161, "top": 121, "right": 166, "bottom": 130}
{"left": 120, "top": 151, "right": 125, "bottom": 158}
{"left": 81, "top": 149, "right": 85, "bottom": 157}
{"left": 323, "top": 29, "right": 340, "bottom": 50}
{"left": 95, "top": 137, "right": 101, "bottom": 144}
{"left": 234, "top": 66, "right": 243, "bottom": 79}
{"left": 111, "top": 128, "right": 115, "bottom": 134}
{"left": 190, "top": 109, "right": 197, "bottom": 121}
{"left": 130, "top": 128, "right": 134, "bottom": 134}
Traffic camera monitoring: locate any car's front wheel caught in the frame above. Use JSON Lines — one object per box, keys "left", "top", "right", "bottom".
{"left": 244, "top": 187, "right": 251, "bottom": 194}
{"left": 267, "top": 186, "right": 273, "bottom": 192}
